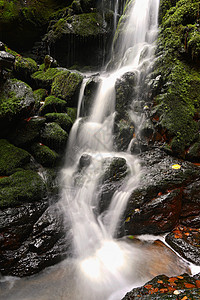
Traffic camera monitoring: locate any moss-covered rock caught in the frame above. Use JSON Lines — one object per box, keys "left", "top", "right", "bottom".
{"left": 31, "top": 143, "right": 59, "bottom": 167}
{"left": 66, "top": 107, "right": 77, "bottom": 122}
{"left": 8, "top": 116, "right": 46, "bottom": 148}
{"left": 39, "top": 95, "right": 67, "bottom": 115}
{"left": 0, "top": 78, "right": 35, "bottom": 136}
{"left": 41, "top": 122, "right": 68, "bottom": 152}
{"left": 0, "top": 0, "right": 70, "bottom": 51}
{"left": 0, "top": 170, "right": 47, "bottom": 208}
{"left": 31, "top": 67, "right": 62, "bottom": 90}
{"left": 0, "top": 139, "right": 30, "bottom": 176}
{"left": 149, "top": 0, "right": 200, "bottom": 158}
{"left": 51, "top": 71, "right": 83, "bottom": 106}
{"left": 33, "top": 88, "right": 48, "bottom": 111}
{"left": 14, "top": 56, "right": 38, "bottom": 83}
{"left": 45, "top": 112, "right": 73, "bottom": 132}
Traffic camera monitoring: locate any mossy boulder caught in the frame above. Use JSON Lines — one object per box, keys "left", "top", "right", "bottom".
{"left": 0, "top": 139, "right": 30, "bottom": 176}
{"left": 31, "top": 143, "right": 59, "bottom": 167}
{"left": 0, "top": 170, "right": 47, "bottom": 208}
{"left": 149, "top": 0, "right": 200, "bottom": 158}
{"left": 45, "top": 113, "right": 73, "bottom": 132}
{"left": 66, "top": 107, "right": 77, "bottom": 122}
{"left": 31, "top": 67, "right": 62, "bottom": 90}
{"left": 0, "top": 79, "right": 35, "bottom": 136}
{"left": 51, "top": 71, "right": 83, "bottom": 106}
{"left": 8, "top": 116, "right": 46, "bottom": 148}
{"left": 41, "top": 122, "right": 68, "bottom": 152}
{"left": 0, "top": 0, "right": 69, "bottom": 51}
{"left": 39, "top": 95, "right": 67, "bottom": 115}
{"left": 42, "top": 12, "right": 112, "bottom": 68}
{"left": 33, "top": 88, "right": 48, "bottom": 111}
{"left": 14, "top": 56, "right": 38, "bottom": 83}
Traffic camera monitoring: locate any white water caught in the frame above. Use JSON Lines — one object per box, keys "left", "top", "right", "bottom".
{"left": 59, "top": 0, "right": 162, "bottom": 299}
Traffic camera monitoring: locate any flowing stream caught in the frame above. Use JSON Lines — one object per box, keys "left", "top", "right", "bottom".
{"left": 1, "top": 1, "right": 197, "bottom": 299}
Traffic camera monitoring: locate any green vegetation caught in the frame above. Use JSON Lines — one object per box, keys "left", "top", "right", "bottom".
{"left": 0, "top": 170, "right": 47, "bottom": 208}
{"left": 0, "top": 139, "right": 30, "bottom": 176}
{"left": 31, "top": 143, "right": 59, "bottom": 167}
{"left": 45, "top": 112, "right": 73, "bottom": 132}
{"left": 40, "top": 95, "right": 67, "bottom": 115}
{"left": 41, "top": 122, "right": 68, "bottom": 152}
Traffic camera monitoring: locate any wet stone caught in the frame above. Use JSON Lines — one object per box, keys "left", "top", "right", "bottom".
{"left": 165, "top": 225, "right": 200, "bottom": 266}
{"left": 122, "top": 273, "right": 200, "bottom": 299}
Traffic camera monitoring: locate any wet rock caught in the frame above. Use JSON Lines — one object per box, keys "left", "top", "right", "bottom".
{"left": 0, "top": 41, "right": 5, "bottom": 51}
{"left": 0, "top": 170, "right": 47, "bottom": 208}
{"left": 39, "top": 95, "right": 67, "bottom": 115}
{"left": 125, "top": 189, "right": 182, "bottom": 235}
{"left": 9, "top": 116, "right": 46, "bottom": 148}
{"left": 14, "top": 56, "right": 38, "bottom": 84}
{"left": 115, "top": 72, "right": 137, "bottom": 119}
{"left": 0, "top": 79, "right": 36, "bottom": 136}
{"left": 51, "top": 71, "right": 83, "bottom": 107}
{"left": 122, "top": 273, "right": 200, "bottom": 299}
{"left": 42, "top": 12, "right": 112, "bottom": 69}
{"left": 82, "top": 75, "right": 100, "bottom": 116}
{"left": 45, "top": 113, "right": 73, "bottom": 133}
{"left": 31, "top": 67, "right": 63, "bottom": 91}
{"left": 41, "top": 122, "right": 68, "bottom": 153}
{"left": 0, "top": 51, "right": 15, "bottom": 71}
{"left": 186, "top": 140, "right": 200, "bottom": 162}
{"left": 166, "top": 225, "right": 200, "bottom": 265}
{"left": 99, "top": 157, "right": 129, "bottom": 213}
{"left": 0, "top": 201, "right": 48, "bottom": 251}
{"left": 0, "top": 139, "right": 30, "bottom": 176}
{"left": 114, "top": 117, "right": 135, "bottom": 151}
{"left": 124, "top": 148, "right": 200, "bottom": 235}
{"left": 79, "top": 153, "right": 92, "bottom": 169}
{"left": 30, "top": 143, "right": 59, "bottom": 168}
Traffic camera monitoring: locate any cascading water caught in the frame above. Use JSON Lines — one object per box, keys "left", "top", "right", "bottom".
{"left": 59, "top": 0, "right": 161, "bottom": 299}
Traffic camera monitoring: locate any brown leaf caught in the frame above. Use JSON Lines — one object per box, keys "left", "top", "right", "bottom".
{"left": 144, "top": 284, "right": 152, "bottom": 289}
{"left": 159, "top": 288, "right": 168, "bottom": 293}
{"left": 196, "top": 280, "right": 200, "bottom": 288}
{"left": 157, "top": 280, "right": 163, "bottom": 284}
{"left": 174, "top": 233, "right": 183, "bottom": 238}
{"left": 177, "top": 276, "right": 184, "bottom": 279}
{"left": 184, "top": 283, "right": 196, "bottom": 288}
{"left": 168, "top": 277, "right": 178, "bottom": 283}
{"left": 184, "top": 232, "right": 190, "bottom": 236}
{"left": 149, "top": 288, "right": 159, "bottom": 294}
{"left": 181, "top": 296, "right": 188, "bottom": 300}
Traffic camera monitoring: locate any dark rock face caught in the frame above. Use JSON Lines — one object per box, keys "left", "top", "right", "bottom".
{"left": 0, "top": 202, "right": 68, "bottom": 277}
{"left": 122, "top": 273, "right": 200, "bottom": 300}
{"left": 166, "top": 225, "right": 200, "bottom": 266}
{"left": 0, "top": 79, "right": 36, "bottom": 136}
{"left": 124, "top": 148, "right": 200, "bottom": 235}
{"left": 0, "top": 50, "right": 15, "bottom": 71}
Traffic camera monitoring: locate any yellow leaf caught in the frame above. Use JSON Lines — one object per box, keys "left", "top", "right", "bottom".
{"left": 172, "top": 164, "right": 181, "bottom": 170}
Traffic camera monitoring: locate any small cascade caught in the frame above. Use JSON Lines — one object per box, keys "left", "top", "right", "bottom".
{"left": 60, "top": 0, "right": 161, "bottom": 299}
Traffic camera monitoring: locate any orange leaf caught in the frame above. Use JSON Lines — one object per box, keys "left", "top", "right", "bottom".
{"left": 159, "top": 288, "right": 168, "bottom": 293}
{"left": 196, "top": 280, "right": 200, "bottom": 288}
{"left": 174, "top": 234, "right": 182, "bottom": 238}
{"left": 144, "top": 284, "right": 152, "bottom": 289}
{"left": 149, "top": 288, "right": 159, "bottom": 294}
{"left": 167, "top": 286, "right": 176, "bottom": 292}
{"left": 168, "top": 277, "right": 178, "bottom": 283}
{"left": 181, "top": 297, "right": 188, "bottom": 300}
{"left": 177, "top": 276, "right": 184, "bottom": 279}
{"left": 157, "top": 280, "right": 163, "bottom": 284}
{"left": 184, "top": 283, "right": 196, "bottom": 288}
{"left": 184, "top": 232, "right": 190, "bottom": 236}
{"left": 158, "top": 192, "right": 162, "bottom": 196}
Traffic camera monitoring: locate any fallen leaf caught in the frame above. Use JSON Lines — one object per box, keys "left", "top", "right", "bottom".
{"left": 157, "top": 280, "right": 163, "bottom": 284}
{"left": 196, "top": 280, "right": 200, "bottom": 288}
{"left": 184, "top": 283, "right": 196, "bottom": 288}
{"left": 158, "top": 192, "right": 162, "bottom": 196}
{"left": 160, "top": 288, "right": 168, "bottom": 293}
{"left": 173, "top": 290, "right": 180, "bottom": 295}
{"left": 144, "top": 284, "right": 152, "bottom": 289}
{"left": 177, "top": 276, "right": 184, "bottom": 279}
{"left": 149, "top": 288, "right": 159, "bottom": 294}
{"left": 168, "top": 277, "right": 178, "bottom": 283}
{"left": 174, "top": 233, "right": 183, "bottom": 238}
{"left": 181, "top": 297, "right": 188, "bottom": 300}
{"left": 172, "top": 164, "right": 181, "bottom": 170}
{"left": 184, "top": 232, "right": 190, "bottom": 236}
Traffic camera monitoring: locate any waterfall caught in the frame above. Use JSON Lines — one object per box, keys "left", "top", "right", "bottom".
{"left": 60, "top": 0, "right": 160, "bottom": 299}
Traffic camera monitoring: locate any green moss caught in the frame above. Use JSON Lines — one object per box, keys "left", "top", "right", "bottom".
{"left": 0, "top": 79, "right": 35, "bottom": 123}
{"left": 45, "top": 112, "right": 73, "bottom": 132}
{"left": 66, "top": 107, "right": 77, "bottom": 122}
{"left": 40, "top": 95, "right": 67, "bottom": 115}
{"left": 0, "top": 139, "right": 30, "bottom": 176}
{"left": 31, "top": 143, "right": 59, "bottom": 167}
{"left": 0, "top": 170, "right": 47, "bottom": 208}
{"left": 41, "top": 122, "right": 68, "bottom": 152}
{"left": 31, "top": 67, "right": 62, "bottom": 90}
{"left": 51, "top": 71, "right": 83, "bottom": 105}
{"left": 15, "top": 56, "right": 38, "bottom": 76}
{"left": 33, "top": 89, "right": 48, "bottom": 110}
